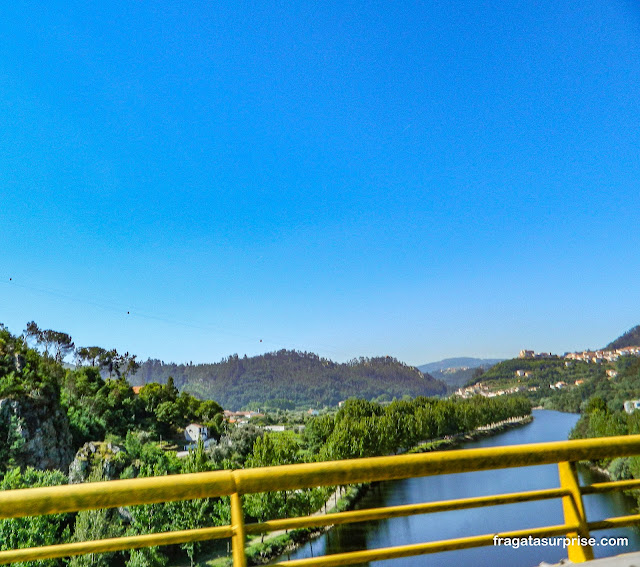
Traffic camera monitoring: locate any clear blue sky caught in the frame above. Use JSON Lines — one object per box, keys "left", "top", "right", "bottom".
{"left": 1, "top": 1, "right": 640, "bottom": 366}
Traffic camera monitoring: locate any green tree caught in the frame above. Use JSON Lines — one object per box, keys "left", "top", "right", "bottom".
{"left": 154, "top": 400, "right": 182, "bottom": 434}
{"left": 75, "top": 346, "right": 107, "bottom": 367}
{"left": 303, "top": 414, "right": 335, "bottom": 454}
{"left": 139, "top": 383, "right": 166, "bottom": 413}
{"left": 173, "top": 440, "right": 218, "bottom": 566}
{"left": 125, "top": 443, "right": 182, "bottom": 567}
{"left": 0, "top": 411, "right": 25, "bottom": 472}
{"left": 126, "top": 548, "right": 167, "bottom": 567}
{"left": 208, "top": 425, "right": 263, "bottom": 467}
{"left": 48, "top": 331, "right": 74, "bottom": 363}
{"left": 60, "top": 366, "right": 108, "bottom": 446}
{"left": 244, "top": 432, "right": 302, "bottom": 536}
{"left": 68, "top": 469, "right": 122, "bottom": 567}
{"left": 0, "top": 468, "right": 72, "bottom": 567}
{"left": 24, "top": 321, "right": 43, "bottom": 347}
{"left": 98, "top": 349, "right": 119, "bottom": 379}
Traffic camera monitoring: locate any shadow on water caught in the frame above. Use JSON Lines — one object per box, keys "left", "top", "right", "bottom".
{"left": 273, "top": 410, "right": 640, "bottom": 566}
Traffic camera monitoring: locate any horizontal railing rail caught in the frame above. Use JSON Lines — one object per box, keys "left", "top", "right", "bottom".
{"left": 2, "top": 434, "right": 640, "bottom": 565}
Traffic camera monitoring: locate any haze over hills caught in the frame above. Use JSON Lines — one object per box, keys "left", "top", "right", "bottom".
{"left": 416, "top": 358, "right": 504, "bottom": 389}
{"left": 132, "top": 350, "right": 448, "bottom": 410}
{"left": 417, "top": 358, "right": 504, "bottom": 373}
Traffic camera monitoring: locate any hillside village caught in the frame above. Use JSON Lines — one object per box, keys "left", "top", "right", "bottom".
{"left": 520, "top": 346, "right": 640, "bottom": 363}
{"left": 455, "top": 346, "right": 640, "bottom": 404}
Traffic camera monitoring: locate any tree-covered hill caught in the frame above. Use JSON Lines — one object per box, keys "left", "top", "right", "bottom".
{"left": 132, "top": 350, "right": 448, "bottom": 410}
{"left": 606, "top": 325, "right": 640, "bottom": 350}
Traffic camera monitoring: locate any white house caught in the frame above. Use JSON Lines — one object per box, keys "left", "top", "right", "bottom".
{"left": 184, "top": 423, "right": 208, "bottom": 442}
{"left": 624, "top": 401, "right": 640, "bottom": 414}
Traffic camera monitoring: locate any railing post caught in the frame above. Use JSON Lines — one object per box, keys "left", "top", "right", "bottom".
{"left": 230, "top": 492, "right": 247, "bottom": 567}
{"left": 558, "top": 461, "right": 594, "bottom": 562}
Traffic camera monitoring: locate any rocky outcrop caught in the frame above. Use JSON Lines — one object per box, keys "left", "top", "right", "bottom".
{"left": 0, "top": 396, "right": 74, "bottom": 471}
{"left": 68, "top": 441, "right": 125, "bottom": 483}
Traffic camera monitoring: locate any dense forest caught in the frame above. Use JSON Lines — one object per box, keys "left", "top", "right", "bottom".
{"left": 132, "top": 351, "right": 448, "bottom": 410}
{"left": 0, "top": 321, "right": 532, "bottom": 567}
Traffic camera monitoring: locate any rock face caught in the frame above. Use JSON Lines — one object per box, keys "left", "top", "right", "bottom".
{"left": 0, "top": 396, "right": 74, "bottom": 471}
{"left": 68, "top": 442, "right": 125, "bottom": 483}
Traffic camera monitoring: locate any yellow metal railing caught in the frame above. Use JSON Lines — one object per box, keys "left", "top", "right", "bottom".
{"left": 3, "top": 434, "right": 640, "bottom": 565}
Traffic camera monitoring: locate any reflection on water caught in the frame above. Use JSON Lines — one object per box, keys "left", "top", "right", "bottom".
{"left": 276, "top": 410, "right": 640, "bottom": 566}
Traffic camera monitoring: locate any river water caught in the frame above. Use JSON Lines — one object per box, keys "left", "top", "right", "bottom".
{"left": 277, "top": 409, "right": 640, "bottom": 566}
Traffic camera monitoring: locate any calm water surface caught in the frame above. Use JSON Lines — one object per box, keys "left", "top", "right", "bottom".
{"left": 277, "top": 410, "right": 640, "bottom": 566}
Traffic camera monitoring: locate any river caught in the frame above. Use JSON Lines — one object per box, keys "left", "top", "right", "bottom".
{"left": 276, "top": 409, "right": 640, "bottom": 566}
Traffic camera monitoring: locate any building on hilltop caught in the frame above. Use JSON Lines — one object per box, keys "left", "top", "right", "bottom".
{"left": 519, "top": 350, "right": 555, "bottom": 359}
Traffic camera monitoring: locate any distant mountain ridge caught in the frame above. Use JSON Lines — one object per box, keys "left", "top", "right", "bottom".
{"left": 606, "top": 325, "right": 640, "bottom": 350}
{"left": 417, "top": 357, "right": 504, "bottom": 390}
{"left": 417, "top": 357, "right": 504, "bottom": 373}
{"left": 132, "top": 350, "right": 447, "bottom": 410}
